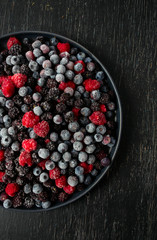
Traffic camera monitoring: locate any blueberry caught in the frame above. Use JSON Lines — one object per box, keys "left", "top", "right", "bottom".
{"left": 23, "top": 37, "right": 29, "bottom": 44}
{"left": 102, "top": 135, "right": 111, "bottom": 145}
{"left": 33, "top": 92, "right": 42, "bottom": 102}
{"left": 77, "top": 85, "right": 85, "bottom": 94}
{"left": 94, "top": 133, "right": 103, "bottom": 142}
{"left": 0, "top": 108, "right": 4, "bottom": 116}
{"left": 73, "top": 131, "right": 84, "bottom": 141}
{"left": 71, "top": 149, "right": 79, "bottom": 158}
{"left": 3, "top": 199, "right": 12, "bottom": 209}
{"left": 79, "top": 117, "right": 89, "bottom": 126}
{"left": 8, "top": 126, "right": 17, "bottom": 136}
{"left": 74, "top": 91, "right": 81, "bottom": 99}
{"left": 3, "top": 115, "right": 11, "bottom": 127}
{"left": 65, "top": 70, "right": 75, "bottom": 80}
{"left": 84, "top": 57, "right": 92, "bottom": 63}
{"left": 33, "top": 106, "right": 43, "bottom": 116}
{"left": 36, "top": 56, "right": 46, "bottom": 65}
{"left": 6, "top": 55, "right": 12, "bottom": 65}
{"left": 18, "top": 87, "right": 28, "bottom": 97}
{"left": 11, "top": 141, "right": 20, "bottom": 151}
{"left": 58, "top": 160, "right": 68, "bottom": 169}
{"left": 42, "top": 201, "right": 51, "bottom": 209}
{"left": 50, "top": 151, "right": 61, "bottom": 162}
{"left": 80, "top": 107, "right": 91, "bottom": 117}
{"left": 53, "top": 115, "right": 62, "bottom": 125}
{"left": 90, "top": 90, "right": 101, "bottom": 100}
{"left": 24, "top": 184, "right": 31, "bottom": 194}
{"left": 57, "top": 143, "right": 68, "bottom": 153}
{"left": 62, "top": 152, "right": 71, "bottom": 162}
{"left": 96, "top": 125, "right": 106, "bottom": 135}
{"left": 50, "top": 54, "right": 60, "bottom": 64}
{"left": 84, "top": 175, "right": 92, "bottom": 185}
{"left": 50, "top": 132, "right": 58, "bottom": 142}
{"left": 60, "top": 130, "right": 71, "bottom": 140}
{"left": 29, "top": 60, "right": 39, "bottom": 72}
{"left": 87, "top": 62, "right": 95, "bottom": 71}
{"left": 64, "top": 87, "right": 74, "bottom": 96}
{"left": 32, "top": 183, "right": 43, "bottom": 194}
{"left": 85, "top": 144, "right": 96, "bottom": 154}
{"left": 55, "top": 73, "right": 65, "bottom": 82}
{"left": 101, "top": 157, "right": 110, "bottom": 167}
{"left": 78, "top": 175, "right": 84, "bottom": 183}
{"left": 67, "top": 176, "right": 78, "bottom": 187}
{"left": 1, "top": 136, "right": 12, "bottom": 147}
{"left": 29, "top": 129, "right": 38, "bottom": 139}
{"left": 69, "top": 159, "right": 78, "bottom": 168}
{"left": 35, "top": 199, "right": 42, "bottom": 208}
{"left": 11, "top": 56, "right": 20, "bottom": 65}
{"left": 107, "top": 102, "right": 116, "bottom": 111}
{"left": 38, "top": 148, "right": 50, "bottom": 159}
{"left": 39, "top": 172, "right": 49, "bottom": 183}
{"left": 96, "top": 71, "right": 105, "bottom": 81}
{"left": 33, "top": 167, "right": 42, "bottom": 176}
{"left": 74, "top": 63, "right": 83, "bottom": 72}
{"left": 32, "top": 40, "right": 42, "bottom": 49}
{"left": 45, "top": 160, "right": 55, "bottom": 170}
{"left": 83, "top": 91, "right": 90, "bottom": 98}
{"left": 73, "top": 141, "right": 83, "bottom": 151}
{"left": 50, "top": 37, "right": 58, "bottom": 46}
{"left": 0, "top": 128, "right": 8, "bottom": 137}
{"left": 91, "top": 169, "right": 98, "bottom": 176}
{"left": 60, "top": 57, "right": 68, "bottom": 65}
{"left": 87, "top": 155, "right": 96, "bottom": 164}
{"left": 77, "top": 52, "right": 86, "bottom": 60}
{"left": 49, "top": 50, "right": 57, "bottom": 56}
{"left": 56, "top": 64, "right": 66, "bottom": 74}
{"left": 33, "top": 71, "right": 39, "bottom": 79}
{"left": 107, "top": 137, "right": 116, "bottom": 147}
{"left": 78, "top": 151, "right": 88, "bottom": 162}
{"left": 38, "top": 78, "right": 46, "bottom": 87}
{"left": 75, "top": 166, "right": 84, "bottom": 176}
{"left": 68, "top": 121, "right": 80, "bottom": 132}
{"left": 0, "top": 97, "right": 6, "bottom": 107}
{"left": 86, "top": 123, "right": 96, "bottom": 133}
{"left": 33, "top": 48, "right": 42, "bottom": 57}
{"left": 45, "top": 68, "right": 54, "bottom": 76}
{"left": 12, "top": 65, "right": 20, "bottom": 74}
{"left": 83, "top": 135, "right": 93, "bottom": 145}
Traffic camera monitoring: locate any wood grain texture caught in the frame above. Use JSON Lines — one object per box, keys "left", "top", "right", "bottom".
{"left": 0, "top": 0, "right": 157, "bottom": 239}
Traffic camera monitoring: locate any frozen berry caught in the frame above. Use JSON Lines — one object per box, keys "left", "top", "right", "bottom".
{"left": 22, "top": 139, "right": 37, "bottom": 152}
{"left": 22, "top": 111, "right": 40, "bottom": 128}
{"left": 33, "top": 121, "right": 49, "bottom": 138}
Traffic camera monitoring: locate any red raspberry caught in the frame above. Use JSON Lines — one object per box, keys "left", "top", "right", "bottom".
{"left": 55, "top": 175, "right": 67, "bottom": 188}
{"left": 83, "top": 79, "right": 100, "bottom": 92}
{"left": 0, "top": 150, "right": 5, "bottom": 162}
{"left": 5, "top": 183, "right": 19, "bottom": 197}
{"left": 35, "top": 85, "right": 42, "bottom": 92}
{"left": 57, "top": 42, "right": 70, "bottom": 53}
{"left": 63, "top": 185, "right": 75, "bottom": 194}
{"left": 72, "top": 107, "right": 80, "bottom": 117}
{"left": 59, "top": 81, "right": 67, "bottom": 90}
{"left": 88, "top": 164, "right": 93, "bottom": 173}
{"left": 1, "top": 78, "right": 15, "bottom": 97}
{"left": 7, "top": 37, "right": 21, "bottom": 50}
{"left": 22, "top": 111, "right": 40, "bottom": 128}
{"left": 22, "top": 139, "right": 37, "bottom": 152}
{"left": 49, "top": 167, "right": 61, "bottom": 180}
{"left": 74, "top": 60, "right": 85, "bottom": 74}
{"left": 19, "top": 151, "right": 33, "bottom": 167}
{"left": 0, "top": 76, "right": 12, "bottom": 85}
{"left": 0, "top": 172, "right": 5, "bottom": 182}
{"left": 100, "top": 104, "right": 107, "bottom": 112}
{"left": 89, "top": 111, "right": 106, "bottom": 125}
{"left": 45, "top": 139, "right": 50, "bottom": 144}
{"left": 12, "top": 73, "right": 27, "bottom": 88}
{"left": 79, "top": 162, "right": 89, "bottom": 174}
{"left": 66, "top": 81, "right": 76, "bottom": 89}
{"left": 33, "top": 121, "right": 50, "bottom": 138}
{"left": 37, "top": 159, "right": 47, "bottom": 170}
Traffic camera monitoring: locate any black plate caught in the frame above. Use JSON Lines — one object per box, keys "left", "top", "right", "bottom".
{"left": 0, "top": 31, "right": 122, "bottom": 212}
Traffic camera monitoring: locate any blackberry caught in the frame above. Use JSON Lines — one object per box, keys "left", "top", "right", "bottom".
{"left": 37, "top": 191, "right": 49, "bottom": 201}
{"left": 60, "top": 93, "right": 70, "bottom": 102}
{"left": 99, "top": 93, "right": 110, "bottom": 104}
{"left": 0, "top": 162, "right": 5, "bottom": 171}
{"left": 27, "top": 77, "right": 36, "bottom": 88}
{"left": 66, "top": 98, "right": 74, "bottom": 107}
{"left": 2, "top": 175, "right": 12, "bottom": 184}
{"left": 0, "top": 183, "right": 6, "bottom": 193}
{"left": 46, "top": 142, "right": 55, "bottom": 151}
{"left": 16, "top": 176, "right": 25, "bottom": 186}
{"left": 74, "top": 99, "right": 84, "bottom": 108}
{"left": 12, "top": 95, "right": 23, "bottom": 106}
{"left": 12, "top": 119, "right": 24, "bottom": 131}
{"left": 41, "top": 101, "right": 51, "bottom": 111}
{"left": 68, "top": 167, "right": 75, "bottom": 176}
{"left": 51, "top": 192, "right": 58, "bottom": 202}
{"left": 76, "top": 183, "right": 85, "bottom": 192}
{"left": 18, "top": 132, "right": 28, "bottom": 142}
{"left": 5, "top": 169, "right": 16, "bottom": 178}
{"left": 24, "top": 197, "right": 34, "bottom": 208}
{"left": 25, "top": 172, "right": 34, "bottom": 181}
{"left": 64, "top": 111, "right": 75, "bottom": 123}
{"left": 41, "top": 88, "right": 49, "bottom": 97}
{"left": 1, "top": 49, "right": 8, "bottom": 58}
{"left": 56, "top": 103, "right": 67, "bottom": 113}
{"left": 5, "top": 148, "right": 15, "bottom": 158}
{"left": 16, "top": 165, "right": 29, "bottom": 177}
{"left": 12, "top": 195, "right": 23, "bottom": 208}
{"left": 9, "top": 44, "right": 22, "bottom": 55}
{"left": 46, "top": 78, "right": 57, "bottom": 88}
{"left": 41, "top": 112, "right": 53, "bottom": 121}
{"left": 8, "top": 107, "right": 20, "bottom": 119}
{"left": 58, "top": 192, "right": 68, "bottom": 202}
{"left": 20, "top": 64, "right": 31, "bottom": 76}
{"left": 48, "top": 88, "right": 60, "bottom": 100}
{"left": 90, "top": 102, "right": 100, "bottom": 111}
{"left": 24, "top": 95, "right": 32, "bottom": 104}
{"left": 5, "top": 160, "right": 14, "bottom": 170}
{"left": 32, "top": 152, "right": 41, "bottom": 164}
{"left": 43, "top": 180, "right": 53, "bottom": 188}
{"left": 3, "top": 62, "right": 12, "bottom": 75}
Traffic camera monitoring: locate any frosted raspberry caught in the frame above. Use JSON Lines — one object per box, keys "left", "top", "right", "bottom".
{"left": 25, "top": 51, "right": 35, "bottom": 61}
{"left": 100, "top": 104, "right": 107, "bottom": 112}
{"left": 33, "top": 121, "right": 49, "bottom": 138}
{"left": 59, "top": 81, "right": 67, "bottom": 91}
{"left": 5, "top": 183, "right": 19, "bottom": 197}
{"left": 7, "top": 37, "right": 21, "bottom": 50}
{"left": 55, "top": 175, "right": 67, "bottom": 188}
{"left": 35, "top": 85, "right": 42, "bottom": 92}
{"left": 19, "top": 151, "right": 33, "bottom": 167}
{"left": 49, "top": 167, "right": 61, "bottom": 180}
{"left": 22, "top": 111, "right": 40, "bottom": 128}
{"left": 37, "top": 159, "right": 47, "bottom": 170}
{"left": 83, "top": 79, "right": 100, "bottom": 92}
{"left": 63, "top": 185, "right": 75, "bottom": 194}
{"left": 66, "top": 81, "right": 75, "bottom": 89}
{"left": 0, "top": 172, "right": 5, "bottom": 182}
{"left": 22, "top": 139, "right": 37, "bottom": 152}
{"left": 1, "top": 78, "right": 15, "bottom": 97}
{"left": 57, "top": 42, "right": 70, "bottom": 53}
{"left": 12, "top": 73, "right": 27, "bottom": 88}
{"left": 0, "top": 150, "right": 5, "bottom": 162}
{"left": 89, "top": 111, "right": 106, "bottom": 125}
{"left": 0, "top": 76, "right": 12, "bottom": 85}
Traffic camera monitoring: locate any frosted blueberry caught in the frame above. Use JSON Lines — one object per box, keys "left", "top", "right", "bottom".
{"left": 36, "top": 56, "right": 46, "bottom": 65}
{"left": 32, "top": 92, "right": 42, "bottom": 102}
{"left": 38, "top": 78, "right": 46, "bottom": 87}
{"left": 57, "top": 143, "right": 68, "bottom": 153}
{"left": 32, "top": 184, "right": 43, "bottom": 194}
{"left": 33, "top": 106, "right": 43, "bottom": 116}
{"left": 94, "top": 134, "right": 103, "bottom": 142}
{"left": 96, "top": 71, "right": 105, "bottom": 81}
{"left": 85, "top": 144, "right": 96, "bottom": 154}
{"left": 29, "top": 60, "right": 39, "bottom": 72}
{"left": 64, "top": 87, "right": 74, "bottom": 96}
{"left": 6, "top": 55, "right": 12, "bottom": 65}
{"left": 77, "top": 52, "right": 86, "bottom": 60}
{"left": 1, "top": 136, "right": 12, "bottom": 147}
{"left": 87, "top": 62, "right": 95, "bottom": 71}
{"left": 39, "top": 172, "right": 49, "bottom": 183}
{"left": 3, "top": 199, "right": 12, "bottom": 209}
{"left": 60, "top": 130, "right": 71, "bottom": 141}
{"left": 33, "top": 48, "right": 42, "bottom": 57}
{"left": 45, "top": 68, "right": 54, "bottom": 76}
{"left": 8, "top": 126, "right": 17, "bottom": 136}
{"left": 12, "top": 65, "right": 21, "bottom": 74}
{"left": 68, "top": 121, "right": 80, "bottom": 132}
{"left": 75, "top": 166, "right": 84, "bottom": 176}
{"left": 3, "top": 115, "right": 11, "bottom": 127}
{"left": 42, "top": 201, "right": 51, "bottom": 209}
{"left": 73, "top": 131, "right": 84, "bottom": 141}
{"left": 67, "top": 176, "right": 78, "bottom": 187}
{"left": 55, "top": 73, "right": 65, "bottom": 82}
{"left": 38, "top": 148, "right": 50, "bottom": 159}
{"left": 60, "top": 57, "right": 68, "bottom": 65}
{"left": 78, "top": 151, "right": 88, "bottom": 162}
{"left": 11, "top": 55, "right": 20, "bottom": 65}
{"left": 32, "top": 40, "right": 42, "bottom": 49}
{"left": 62, "top": 152, "right": 71, "bottom": 162}
{"left": 90, "top": 90, "right": 101, "bottom": 100}
{"left": 56, "top": 64, "right": 66, "bottom": 74}
{"left": 0, "top": 128, "right": 8, "bottom": 137}
{"left": 53, "top": 115, "right": 62, "bottom": 125}
{"left": 0, "top": 97, "right": 6, "bottom": 107}
{"left": 65, "top": 70, "right": 75, "bottom": 80}
{"left": 73, "top": 74, "right": 83, "bottom": 85}
{"left": 77, "top": 85, "right": 85, "bottom": 94}
{"left": 73, "top": 141, "right": 83, "bottom": 152}
{"left": 58, "top": 160, "right": 68, "bottom": 169}
{"left": 24, "top": 184, "right": 31, "bottom": 194}
{"left": 96, "top": 125, "right": 106, "bottom": 135}
{"left": 29, "top": 129, "right": 38, "bottom": 139}
{"left": 11, "top": 141, "right": 20, "bottom": 151}
{"left": 87, "top": 155, "right": 96, "bottom": 164}
{"left": 18, "top": 87, "right": 28, "bottom": 97}
{"left": 50, "top": 151, "right": 61, "bottom": 162}
{"left": 33, "top": 167, "right": 42, "bottom": 176}
{"left": 45, "top": 160, "right": 55, "bottom": 170}
{"left": 86, "top": 123, "right": 96, "bottom": 133}
{"left": 80, "top": 107, "right": 91, "bottom": 117}
{"left": 50, "top": 132, "right": 58, "bottom": 142}
{"left": 50, "top": 54, "right": 60, "bottom": 64}
{"left": 69, "top": 159, "right": 77, "bottom": 168}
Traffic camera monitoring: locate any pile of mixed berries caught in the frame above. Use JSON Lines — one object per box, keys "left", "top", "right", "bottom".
{"left": 0, "top": 35, "right": 116, "bottom": 209}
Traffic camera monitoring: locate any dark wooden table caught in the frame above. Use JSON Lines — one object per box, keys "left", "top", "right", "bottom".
{"left": 0, "top": 0, "right": 156, "bottom": 239}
